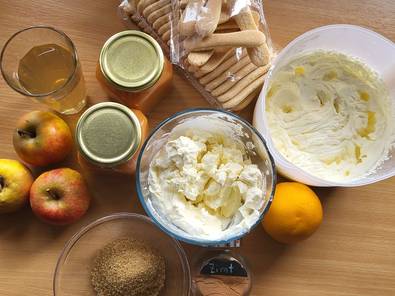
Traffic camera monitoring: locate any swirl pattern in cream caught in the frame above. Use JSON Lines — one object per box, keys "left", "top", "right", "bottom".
{"left": 266, "top": 51, "right": 394, "bottom": 181}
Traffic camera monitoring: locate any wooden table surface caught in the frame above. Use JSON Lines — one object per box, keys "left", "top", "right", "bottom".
{"left": 0, "top": 1, "right": 394, "bottom": 295}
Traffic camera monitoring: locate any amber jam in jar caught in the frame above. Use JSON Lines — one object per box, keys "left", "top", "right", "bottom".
{"left": 76, "top": 102, "right": 148, "bottom": 174}
{"left": 97, "top": 30, "right": 173, "bottom": 114}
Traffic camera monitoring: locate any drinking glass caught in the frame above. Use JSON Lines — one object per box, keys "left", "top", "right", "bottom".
{"left": 1, "top": 26, "right": 86, "bottom": 115}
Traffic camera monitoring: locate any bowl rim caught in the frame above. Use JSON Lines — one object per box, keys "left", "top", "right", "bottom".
{"left": 53, "top": 212, "right": 191, "bottom": 295}
{"left": 136, "top": 107, "right": 277, "bottom": 246}
{"left": 257, "top": 24, "right": 395, "bottom": 187}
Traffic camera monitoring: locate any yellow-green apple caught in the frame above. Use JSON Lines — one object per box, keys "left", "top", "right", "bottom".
{"left": 13, "top": 111, "right": 73, "bottom": 166}
{"left": 30, "top": 168, "right": 91, "bottom": 225}
{"left": 0, "top": 159, "right": 34, "bottom": 214}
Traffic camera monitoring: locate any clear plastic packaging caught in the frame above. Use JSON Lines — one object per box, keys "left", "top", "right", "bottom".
{"left": 119, "top": 0, "right": 274, "bottom": 111}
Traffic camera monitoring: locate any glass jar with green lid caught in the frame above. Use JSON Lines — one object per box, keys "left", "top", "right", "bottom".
{"left": 96, "top": 31, "right": 173, "bottom": 114}
{"left": 76, "top": 102, "right": 148, "bottom": 174}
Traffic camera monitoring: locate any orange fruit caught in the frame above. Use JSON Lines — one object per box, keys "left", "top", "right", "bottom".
{"left": 262, "top": 182, "right": 323, "bottom": 244}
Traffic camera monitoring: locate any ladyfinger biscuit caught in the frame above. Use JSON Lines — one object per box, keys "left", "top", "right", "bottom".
{"left": 216, "top": 19, "right": 239, "bottom": 31}
{"left": 188, "top": 65, "right": 198, "bottom": 73}
{"left": 194, "top": 48, "right": 234, "bottom": 77}
{"left": 143, "top": 0, "right": 170, "bottom": 18}
{"left": 130, "top": 0, "right": 141, "bottom": 11}
{"left": 211, "top": 63, "right": 256, "bottom": 96}
{"left": 153, "top": 12, "right": 172, "bottom": 30}
{"left": 232, "top": 88, "right": 261, "bottom": 111}
{"left": 218, "top": 9, "right": 231, "bottom": 24}
{"left": 248, "top": 42, "right": 270, "bottom": 67}
{"left": 137, "top": 0, "right": 155, "bottom": 14}
{"left": 204, "top": 55, "right": 251, "bottom": 91}
{"left": 195, "top": 0, "right": 222, "bottom": 37}
{"left": 233, "top": 7, "right": 270, "bottom": 66}
{"left": 184, "top": 30, "right": 266, "bottom": 51}
{"left": 179, "top": 0, "right": 188, "bottom": 9}
{"left": 188, "top": 64, "right": 202, "bottom": 74}
{"left": 158, "top": 21, "right": 171, "bottom": 35}
{"left": 147, "top": 3, "right": 172, "bottom": 24}
{"left": 216, "top": 10, "right": 259, "bottom": 31}
{"left": 198, "top": 49, "right": 247, "bottom": 84}
{"left": 179, "top": 15, "right": 196, "bottom": 37}
{"left": 221, "top": 72, "right": 266, "bottom": 108}
{"left": 188, "top": 50, "right": 215, "bottom": 67}
{"left": 179, "top": 0, "right": 205, "bottom": 37}
{"left": 168, "top": 31, "right": 182, "bottom": 44}
{"left": 216, "top": 64, "right": 269, "bottom": 101}
{"left": 161, "top": 29, "right": 171, "bottom": 42}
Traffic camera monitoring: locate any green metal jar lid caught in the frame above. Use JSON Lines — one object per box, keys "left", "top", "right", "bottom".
{"left": 99, "top": 30, "right": 164, "bottom": 92}
{"left": 76, "top": 102, "right": 142, "bottom": 167}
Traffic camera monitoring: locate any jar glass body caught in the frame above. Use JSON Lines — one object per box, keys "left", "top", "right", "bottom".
{"left": 78, "top": 108, "right": 148, "bottom": 174}
{"left": 96, "top": 57, "right": 173, "bottom": 114}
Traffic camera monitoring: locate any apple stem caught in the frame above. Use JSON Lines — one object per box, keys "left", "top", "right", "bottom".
{"left": 0, "top": 176, "right": 4, "bottom": 192}
{"left": 17, "top": 128, "right": 36, "bottom": 138}
{"left": 46, "top": 188, "right": 60, "bottom": 200}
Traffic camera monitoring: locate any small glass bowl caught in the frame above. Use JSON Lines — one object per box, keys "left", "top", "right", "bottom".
{"left": 136, "top": 108, "right": 276, "bottom": 246}
{"left": 53, "top": 213, "right": 191, "bottom": 296}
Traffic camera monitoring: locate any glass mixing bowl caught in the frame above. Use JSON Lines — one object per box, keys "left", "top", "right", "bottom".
{"left": 53, "top": 213, "right": 191, "bottom": 296}
{"left": 136, "top": 108, "right": 276, "bottom": 246}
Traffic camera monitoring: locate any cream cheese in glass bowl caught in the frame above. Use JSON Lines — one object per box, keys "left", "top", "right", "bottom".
{"left": 136, "top": 109, "right": 276, "bottom": 246}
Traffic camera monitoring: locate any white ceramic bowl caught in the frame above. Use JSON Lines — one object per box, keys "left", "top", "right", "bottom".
{"left": 254, "top": 24, "right": 395, "bottom": 186}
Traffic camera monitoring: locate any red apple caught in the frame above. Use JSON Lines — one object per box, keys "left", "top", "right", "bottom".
{"left": 30, "top": 168, "right": 91, "bottom": 225}
{"left": 13, "top": 111, "right": 73, "bottom": 166}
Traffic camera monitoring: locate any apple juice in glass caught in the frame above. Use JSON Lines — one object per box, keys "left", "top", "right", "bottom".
{"left": 0, "top": 26, "right": 86, "bottom": 115}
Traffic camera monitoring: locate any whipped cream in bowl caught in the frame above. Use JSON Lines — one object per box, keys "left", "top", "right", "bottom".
{"left": 254, "top": 25, "right": 395, "bottom": 186}
{"left": 265, "top": 51, "right": 394, "bottom": 182}
{"left": 136, "top": 109, "right": 276, "bottom": 246}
